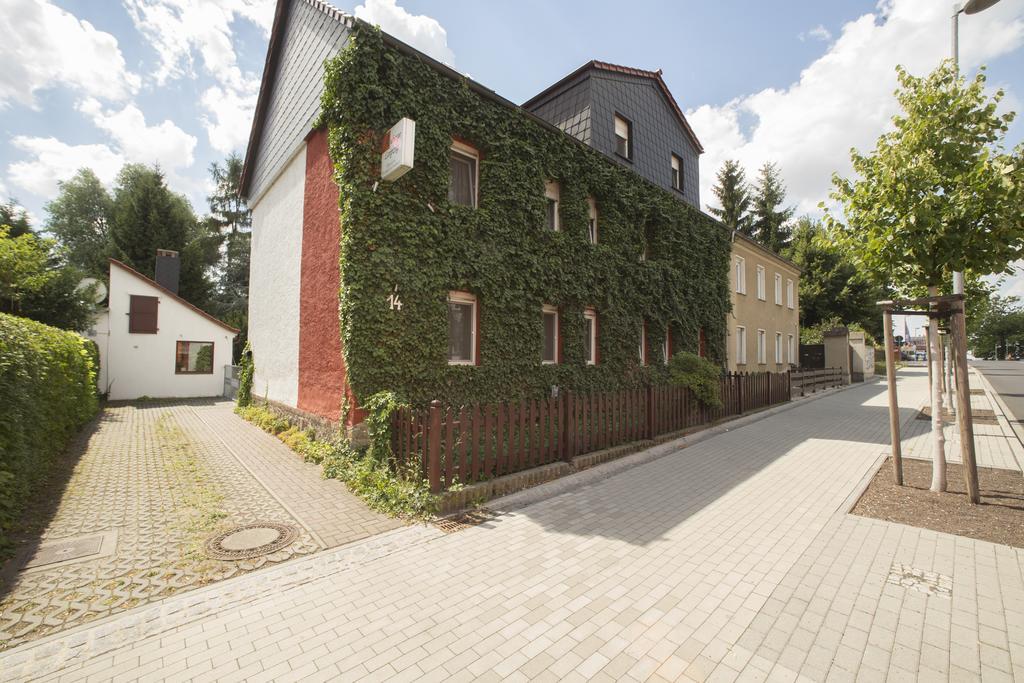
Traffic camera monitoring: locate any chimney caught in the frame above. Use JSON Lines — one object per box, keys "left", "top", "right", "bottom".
{"left": 155, "top": 249, "right": 180, "bottom": 295}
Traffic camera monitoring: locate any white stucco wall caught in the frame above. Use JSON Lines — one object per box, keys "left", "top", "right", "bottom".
{"left": 247, "top": 144, "right": 306, "bottom": 408}
{"left": 86, "top": 264, "right": 236, "bottom": 400}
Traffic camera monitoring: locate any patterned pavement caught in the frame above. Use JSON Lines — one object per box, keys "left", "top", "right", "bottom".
{"left": 0, "top": 400, "right": 398, "bottom": 650}
{"left": 2, "top": 367, "right": 1022, "bottom": 681}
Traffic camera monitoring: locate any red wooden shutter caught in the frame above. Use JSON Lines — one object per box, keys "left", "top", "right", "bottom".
{"left": 129, "top": 295, "right": 159, "bottom": 333}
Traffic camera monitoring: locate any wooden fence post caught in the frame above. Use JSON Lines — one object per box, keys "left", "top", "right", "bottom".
{"left": 565, "top": 392, "right": 575, "bottom": 461}
{"left": 738, "top": 373, "right": 745, "bottom": 414}
{"left": 646, "top": 384, "right": 655, "bottom": 439}
{"left": 427, "top": 400, "right": 442, "bottom": 493}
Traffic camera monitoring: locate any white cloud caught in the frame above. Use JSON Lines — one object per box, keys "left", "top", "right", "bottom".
{"left": 78, "top": 98, "right": 197, "bottom": 169}
{"left": 0, "top": 0, "right": 140, "bottom": 109}
{"left": 690, "top": 0, "right": 1024, "bottom": 218}
{"left": 799, "top": 25, "right": 832, "bottom": 42}
{"left": 123, "top": 0, "right": 272, "bottom": 89}
{"left": 354, "top": 0, "right": 454, "bottom": 66}
{"left": 7, "top": 137, "right": 124, "bottom": 197}
{"left": 200, "top": 83, "right": 259, "bottom": 154}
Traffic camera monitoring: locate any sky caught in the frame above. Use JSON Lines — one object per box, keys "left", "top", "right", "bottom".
{"left": 1, "top": 0, "right": 1023, "bottom": 337}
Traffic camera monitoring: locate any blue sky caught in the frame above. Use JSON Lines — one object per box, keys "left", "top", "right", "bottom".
{"left": 1, "top": 0, "right": 1023, "bottom": 325}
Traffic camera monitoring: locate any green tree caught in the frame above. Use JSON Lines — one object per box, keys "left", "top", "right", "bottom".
{"left": 206, "top": 153, "right": 252, "bottom": 361}
{"left": 750, "top": 162, "right": 794, "bottom": 253}
{"left": 0, "top": 201, "right": 33, "bottom": 238}
{"left": 970, "top": 295, "right": 1024, "bottom": 359}
{"left": 108, "top": 164, "right": 219, "bottom": 306}
{"left": 0, "top": 225, "right": 97, "bottom": 330}
{"left": 826, "top": 62, "right": 1024, "bottom": 493}
{"left": 44, "top": 169, "right": 114, "bottom": 279}
{"left": 784, "top": 217, "right": 883, "bottom": 339}
{"left": 707, "top": 159, "right": 752, "bottom": 235}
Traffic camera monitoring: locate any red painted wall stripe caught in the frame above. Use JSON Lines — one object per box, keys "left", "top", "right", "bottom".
{"left": 297, "top": 127, "right": 348, "bottom": 421}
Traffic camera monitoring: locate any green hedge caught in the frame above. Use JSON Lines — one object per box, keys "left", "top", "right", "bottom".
{"left": 0, "top": 313, "right": 98, "bottom": 541}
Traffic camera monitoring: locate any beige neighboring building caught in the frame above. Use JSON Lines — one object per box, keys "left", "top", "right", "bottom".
{"left": 726, "top": 235, "right": 800, "bottom": 372}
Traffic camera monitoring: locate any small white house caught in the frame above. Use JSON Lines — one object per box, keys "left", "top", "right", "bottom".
{"left": 87, "top": 255, "right": 238, "bottom": 400}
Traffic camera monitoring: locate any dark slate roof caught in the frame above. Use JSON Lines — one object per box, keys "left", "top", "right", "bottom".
{"left": 522, "top": 60, "right": 704, "bottom": 154}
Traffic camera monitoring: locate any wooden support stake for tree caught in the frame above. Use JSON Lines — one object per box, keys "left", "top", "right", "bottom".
{"left": 882, "top": 308, "right": 903, "bottom": 485}
{"left": 950, "top": 300, "right": 981, "bottom": 504}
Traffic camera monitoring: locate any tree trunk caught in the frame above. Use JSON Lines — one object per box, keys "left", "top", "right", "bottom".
{"left": 929, "top": 287, "right": 947, "bottom": 492}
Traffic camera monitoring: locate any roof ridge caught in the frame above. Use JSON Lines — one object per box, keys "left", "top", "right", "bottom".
{"left": 108, "top": 258, "right": 240, "bottom": 333}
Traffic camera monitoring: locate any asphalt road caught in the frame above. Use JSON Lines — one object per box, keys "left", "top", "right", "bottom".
{"left": 972, "top": 360, "right": 1024, "bottom": 446}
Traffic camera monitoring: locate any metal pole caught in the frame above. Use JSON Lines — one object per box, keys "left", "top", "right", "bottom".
{"left": 952, "top": 4, "right": 965, "bottom": 297}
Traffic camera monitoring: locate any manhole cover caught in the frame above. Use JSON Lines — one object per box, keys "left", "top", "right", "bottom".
{"left": 204, "top": 522, "right": 298, "bottom": 560}
{"left": 24, "top": 536, "right": 103, "bottom": 569}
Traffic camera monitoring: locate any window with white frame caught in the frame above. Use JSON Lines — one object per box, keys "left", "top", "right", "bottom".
{"left": 587, "top": 196, "right": 598, "bottom": 244}
{"left": 583, "top": 308, "right": 598, "bottom": 365}
{"left": 639, "top": 324, "right": 647, "bottom": 365}
{"left": 736, "top": 326, "right": 747, "bottom": 365}
{"left": 775, "top": 332, "right": 782, "bottom": 363}
{"left": 756, "top": 265, "right": 766, "bottom": 300}
{"left": 774, "top": 273, "right": 782, "bottom": 305}
{"left": 787, "top": 278, "right": 795, "bottom": 309}
{"left": 542, "top": 305, "right": 558, "bottom": 364}
{"left": 788, "top": 334, "right": 795, "bottom": 365}
{"left": 447, "top": 291, "right": 476, "bottom": 364}
{"left": 614, "top": 114, "right": 632, "bottom": 159}
{"left": 671, "top": 154, "right": 682, "bottom": 191}
{"left": 734, "top": 257, "right": 746, "bottom": 294}
{"left": 448, "top": 141, "right": 478, "bottom": 208}
{"left": 544, "top": 180, "right": 560, "bottom": 231}
{"left": 757, "top": 329, "right": 767, "bottom": 364}
{"left": 663, "top": 329, "right": 671, "bottom": 365}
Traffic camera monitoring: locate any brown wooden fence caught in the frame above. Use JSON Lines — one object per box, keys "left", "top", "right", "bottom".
{"left": 393, "top": 371, "right": 792, "bottom": 493}
{"left": 790, "top": 367, "right": 846, "bottom": 396}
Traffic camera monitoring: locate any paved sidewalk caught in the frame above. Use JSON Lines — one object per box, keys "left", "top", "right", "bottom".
{"left": 193, "top": 402, "right": 403, "bottom": 548}
{"left": 3, "top": 368, "right": 1023, "bottom": 681}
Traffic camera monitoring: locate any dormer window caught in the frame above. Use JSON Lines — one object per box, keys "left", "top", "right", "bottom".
{"left": 587, "top": 196, "right": 598, "bottom": 244}
{"left": 545, "top": 180, "right": 560, "bottom": 231}
{"left": 671, "top": 154, "right": 682, "bottom": 191}
{"left": 448, "top": 140, "right": 478, "bottom": 208}
{"left": 614, "top": 114, "right": 632, "bottom": 160}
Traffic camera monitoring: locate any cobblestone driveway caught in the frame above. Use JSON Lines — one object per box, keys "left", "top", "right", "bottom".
{"left": 0, "top": 399, "right": 398, "bottom": 649}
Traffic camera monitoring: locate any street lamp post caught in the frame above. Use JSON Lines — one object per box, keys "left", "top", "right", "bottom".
{"left": 950, "top": 0, "right": 1002, "bottom": 297}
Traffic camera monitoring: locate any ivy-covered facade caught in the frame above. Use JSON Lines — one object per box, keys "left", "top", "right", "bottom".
{"left": 241, "top": 1, "right": 731, "bottom": 428}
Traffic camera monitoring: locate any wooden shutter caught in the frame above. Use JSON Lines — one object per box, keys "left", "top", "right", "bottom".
{"left": 129, "top": 295, "right": 159, "bottom": 333}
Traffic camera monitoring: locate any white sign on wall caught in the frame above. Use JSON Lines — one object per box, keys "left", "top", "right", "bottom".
{"left": 381, "top": 117, "right": 415, "bottom": 181}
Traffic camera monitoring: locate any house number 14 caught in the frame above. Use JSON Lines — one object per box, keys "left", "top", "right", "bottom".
{"left": 388, "top": 286, "right": 402, "bottom": 311}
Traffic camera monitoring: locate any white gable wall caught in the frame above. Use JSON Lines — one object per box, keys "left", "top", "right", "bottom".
{"left": 87, "top": 265, "right": 235, "bottom": 400}
{"left": 248, "top": 145, "right": 306, "bottom": 408}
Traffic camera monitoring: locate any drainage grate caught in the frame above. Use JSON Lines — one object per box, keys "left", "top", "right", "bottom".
{"left": 204, "top": 522, "right": 298, "bottom": 560}
{"left": 434, "top": 508, "right": 499, "bottom": 534}
{"left": 886, "top": 563, "right": 952, "bottom": 598}
{"left": 917, "top": 407, "right": 998, "bottom": 424}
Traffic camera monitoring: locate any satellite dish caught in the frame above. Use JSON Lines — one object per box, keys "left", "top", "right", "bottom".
{"left": 76, "top": 277, "right": 108, "bottom": 304}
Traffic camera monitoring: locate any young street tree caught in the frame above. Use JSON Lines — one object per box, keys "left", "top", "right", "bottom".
{"left": 750, "top": 162, "right": 794, "bottom": 253}
{"left": 826, "top": 62, "right": 1024, "bottom": 492}
{"left": 707, "top": 159, "right": 753, "bottom": 236}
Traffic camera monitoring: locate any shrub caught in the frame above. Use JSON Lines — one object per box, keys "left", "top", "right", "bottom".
{"left": 0, "top": 313, "right": 98, "bottom": 541}
{"left": 235, "top": 399, "right": 438, "bottom": 520}
{"left": 236, "top": 341, "right": 254, "bottom": 407}
{"left": 667, "top": 351, "right": 723, "bottom": 408}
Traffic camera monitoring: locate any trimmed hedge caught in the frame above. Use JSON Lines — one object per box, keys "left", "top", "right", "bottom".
{"left": 0, "top": 313, "right": 98, "bottom": 541}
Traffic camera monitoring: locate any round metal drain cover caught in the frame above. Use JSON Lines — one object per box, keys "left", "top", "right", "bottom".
{"left": 204, "top": 522, "right": 298, "bottom": 560}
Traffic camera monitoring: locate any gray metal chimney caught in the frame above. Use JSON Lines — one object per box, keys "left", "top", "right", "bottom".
{"left": 155, "top": 249, "right": 180, "bottom": 295}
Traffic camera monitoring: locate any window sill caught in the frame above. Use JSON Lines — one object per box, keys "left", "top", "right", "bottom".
{"left": 175, "top": 371, "right": 214, "bottom": 375}
{"left": 614, "top": 152, "right": 633, "bottom": 163}
{"left": 447, "top": 360, "right": 476, "bottom": 366}
{"left": 541, "top": 360, "right": 558, "bottom": 366}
